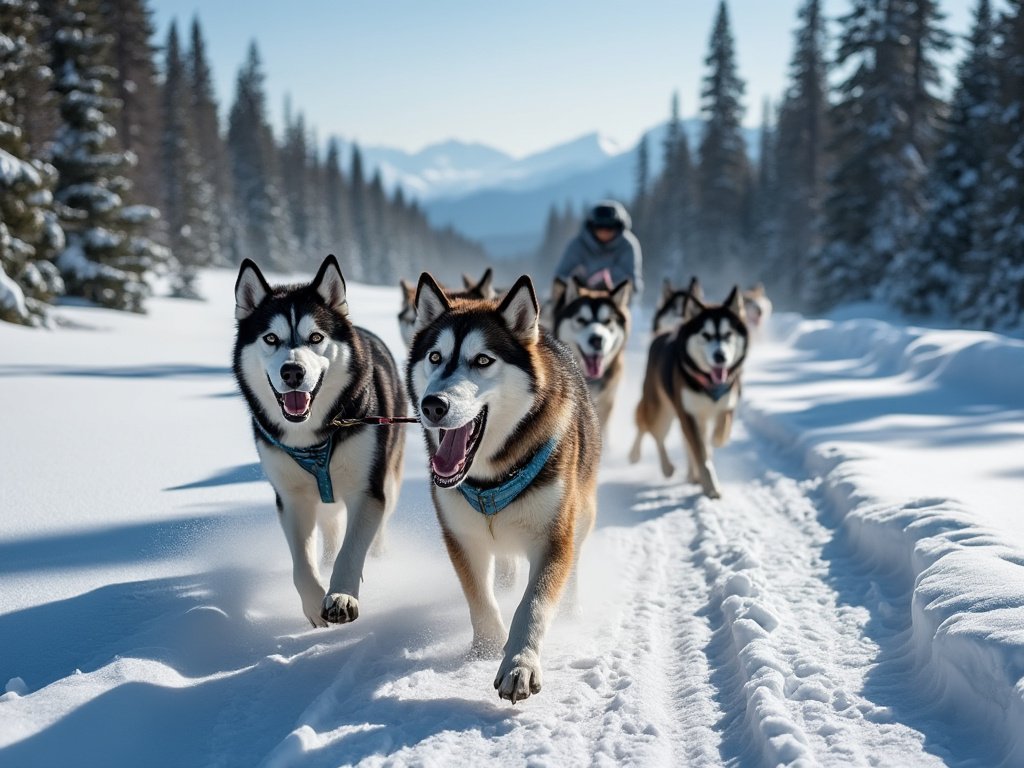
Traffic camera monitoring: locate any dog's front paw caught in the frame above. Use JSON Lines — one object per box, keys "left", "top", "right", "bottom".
{"left": 321, "top": 593, "right": 360, "bottom": 624}
{"left": 494, "top": 651, "right": 543, "bottom": 704}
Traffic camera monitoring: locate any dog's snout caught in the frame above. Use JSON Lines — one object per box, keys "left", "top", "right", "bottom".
{"left": 421, "top": 394, "right": 450, "bottom": 423}
{"left": 280, "top": 362, "right": 305, "bottom": 389}
{"left": 588, "top": 334, "right": 604, "bottom": 351}
{"left": 712, "top": 350, "right": 727, "bottom": 365}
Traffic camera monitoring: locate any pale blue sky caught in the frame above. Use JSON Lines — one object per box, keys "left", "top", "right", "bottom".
{"left": 150, "top": 0, "right": 976, "bottom": 157}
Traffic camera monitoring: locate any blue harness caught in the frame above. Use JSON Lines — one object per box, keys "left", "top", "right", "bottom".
{"left": 253, "top": 419, "right": 337, "bottom": 503}
{"left": 457, "top": 438, "right": 557, "bottom": 516}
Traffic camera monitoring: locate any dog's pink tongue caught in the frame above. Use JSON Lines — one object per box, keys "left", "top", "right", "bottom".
{"left": 710, "top": 366, "right": 728, "bottom": 385}
{"left": 432, "top": 424, "right": 472, "bottom": 478}
{"left": 283, "top": 391, "right": 311, "bottom": 416}
{"left": 584, "top": 355, "right": 603, "bottom": 379}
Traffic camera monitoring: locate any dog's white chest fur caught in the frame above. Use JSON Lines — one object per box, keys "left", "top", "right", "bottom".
{"left": 436, "top": 480, "right": 565, "bottom": 553}
{"left": 681, "top": 386, "right": 739, "bottom": 421}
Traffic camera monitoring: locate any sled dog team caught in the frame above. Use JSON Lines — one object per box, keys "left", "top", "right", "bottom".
{"left": 232, "top": 256, "right": 768, "bottom": 704}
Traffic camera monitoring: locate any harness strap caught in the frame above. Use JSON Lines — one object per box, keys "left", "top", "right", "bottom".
{"left": 458, "top": 438, "right": 558, "bottom": 516}
{"left": 253, "top": 419, "right": 337, "bottom": 503}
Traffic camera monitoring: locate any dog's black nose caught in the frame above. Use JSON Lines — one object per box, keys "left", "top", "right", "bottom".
{"left": 280, "top": 362, "right": 305, "bottom": 388}
{"left": 712, "top": 350, "right": 727, "bottom": 365}
{"left": 421, "top": 394, "right": 450, "bottom": 423}
{"left": 588, "top": 334, "right": 604, "bottom": 351}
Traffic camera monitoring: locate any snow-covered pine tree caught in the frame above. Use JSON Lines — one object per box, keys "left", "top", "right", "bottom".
{"left": 347, "top": 143, "right": 369, "bottom": 282}
{"left": 696, "top": 0, "right": 751, "bottom": 276}
{"left": 773, "top": 0, "right": 829, "bottom": 310}
{"left": 749, "top": 97, "right": 779, "bottom": 288}
{"left": 323, "top": 137, "right": 355, "bottom": 273}
{"left": 366, "top": 169, "right": 393, "bottom": 282}
{"left": 49, "top": 0, "right": 168, "bottom": 313}
{"left": 280, "top": 101, "right": 310, "bottom": 255}
{"left": 0, "top": 0, "right": 65, "bottom": 325}
{"left": 814, "top": 0, "right": 951, "bottom": 313}
{"left": 161, "top": 20, "right": 215, "bottom": 299}
{"left": 226, "top": 42, "right": 296, "bottom": 271}
{"left": 187, "top": 16, "right": 229, "bottom": 265}
{"left": 897, "top": 0, "right": 998, "bottom": 319}
{"left": 974, "top": 0, "right": 1024, "bottom": 330}
{"left": 302, "top": 127, "right": 333, "bottom": 267}
{"left": 632, "top": 132, "right": 650, "bottom": 232}
{"left": 99, "top": 0, "right": 162, "bottom": 210}
{"left": 661, "top": 93, "right": 696, "bottom": 279}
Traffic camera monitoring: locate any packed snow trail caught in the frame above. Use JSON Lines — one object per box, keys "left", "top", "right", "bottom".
{"left": 1, "top": 271, "right": 1021, "bottom": 766}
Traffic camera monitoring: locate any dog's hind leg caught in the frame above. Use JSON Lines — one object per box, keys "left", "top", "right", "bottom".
{"left": 560, "top": 498, "right": 596, "bottom": 619}
{"left": 443, "top": 528, "right": 506, "bottom": 656}
{"left": 651, "top": 406, "right": 676, "bottom": 478}
{"left": 678, "top": 411, "right": 721, "bottom": 498}
{"left": 319, "top": 506, "right": 343, "bottom": 572}
{"left": 628, "top": 430, "right": 644, "bottom": 464}
{"left": 494, "top": 555, "right": 518, "bottom": 592}
{"left": 628, "top": 401, "right": 646, "bottom": 464}
{"left": 712, "top": 409, "right": 734, "bottom": 448}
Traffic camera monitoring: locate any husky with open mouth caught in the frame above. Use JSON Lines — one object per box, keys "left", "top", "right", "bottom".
{"left": 629, "top": 286, "right": 748, "bottom": 499}
{"left": 397, "top": 268, "right": 497, "bottom": 349}
{"left": 233, "top": 255, "right": 406, "bottom": 627}
{"left": 552, "top": 276, "right": 631, "bottom": 432}
{"left": 407, "top": 273, "right": 600, "bottom": 704}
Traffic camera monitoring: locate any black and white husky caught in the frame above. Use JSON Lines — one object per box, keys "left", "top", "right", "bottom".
{"left": 407, "top": 274, "right": 600, "bottom": 703}
{"left": 233, "top": 255, "right": 406, "bottom": 627}
{"left": 630, "top": 286, "right": 748, "bottom": 499}
{"left": 552, "top": 276, "right": 632, "bottom": 432}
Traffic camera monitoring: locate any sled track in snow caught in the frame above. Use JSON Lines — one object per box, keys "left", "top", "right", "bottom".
{"left": 604, "top": 418, "right": 952, "bottom": 766}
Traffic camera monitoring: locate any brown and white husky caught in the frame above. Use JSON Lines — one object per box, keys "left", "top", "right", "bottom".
{"left": 406, "top": 273, "right": 600, "bottom": 703}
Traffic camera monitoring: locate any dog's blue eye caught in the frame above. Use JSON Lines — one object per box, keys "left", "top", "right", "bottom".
{"left": 263, "top": 333, "right": 279, "bottom": 345}
{"left": 475, "top": 354, "right": 494, "bottom": 367}
{"left": 309, "top": 332, "right": 324, "bottom": 344}
{"left": 722, "top": 332, "right": 732, "bottom": 341}
{"left": 702, "top": 332, "right": 713, "bottom": 341}
{"left": 429, "top": 351, "right": 442, "bottom": 364}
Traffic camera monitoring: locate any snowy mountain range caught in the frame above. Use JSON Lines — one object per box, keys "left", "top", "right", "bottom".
{"left": 335, "top": 121, "right": 760, "bottom": 257}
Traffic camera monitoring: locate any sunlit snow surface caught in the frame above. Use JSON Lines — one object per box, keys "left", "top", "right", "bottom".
{"left": 0, "top": 269, "right": 1022, "bottom": 766}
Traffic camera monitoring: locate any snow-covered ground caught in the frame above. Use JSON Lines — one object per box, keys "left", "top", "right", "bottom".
{"left": 1, "top": 268, "right": 1022, "bottom": 767}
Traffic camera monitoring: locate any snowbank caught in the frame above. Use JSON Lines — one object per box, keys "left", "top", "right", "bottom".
{"left": 743, "top": 314, "right": 1024, "bottom": 765}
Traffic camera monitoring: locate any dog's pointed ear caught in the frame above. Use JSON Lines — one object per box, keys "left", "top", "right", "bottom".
{"left": 498, "top": 275, "right": 540, "bottom": 344}
{"left": 550, "top": 278, "right": 567, "bottom": 306}
{"left": 415, "top": 272, "right": 450, "bottom": 333}
{"left": 725, "top": 285, "right": 746, "bottom": 320}
{"left": 611, "top": 279, "right": 632, "bottom": 311}
{"left": 563, "top": 275, "right": 584, "bottom": 305}
{"left": 688, "top": 276, "right": 703, "bottom": 302}
{"left": 477, "top": 267, "right": 496, "bottom": 300}
{"left": 661, "top": 278, "right": 674, "bottom": 304}
{"left": 462, "top": 273, "right": 474, "bottom": 290}
{"left": 683, "top": 290, "right": 705, "bottom": 322}
{"left": 235, "top": 259, "right": 271, "bottom": 320}
{"left": 400, "top": 277, "right": 414, "bottom": 295}
{"left": 312, "top": 254, "right": 349, "bottom": 316}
